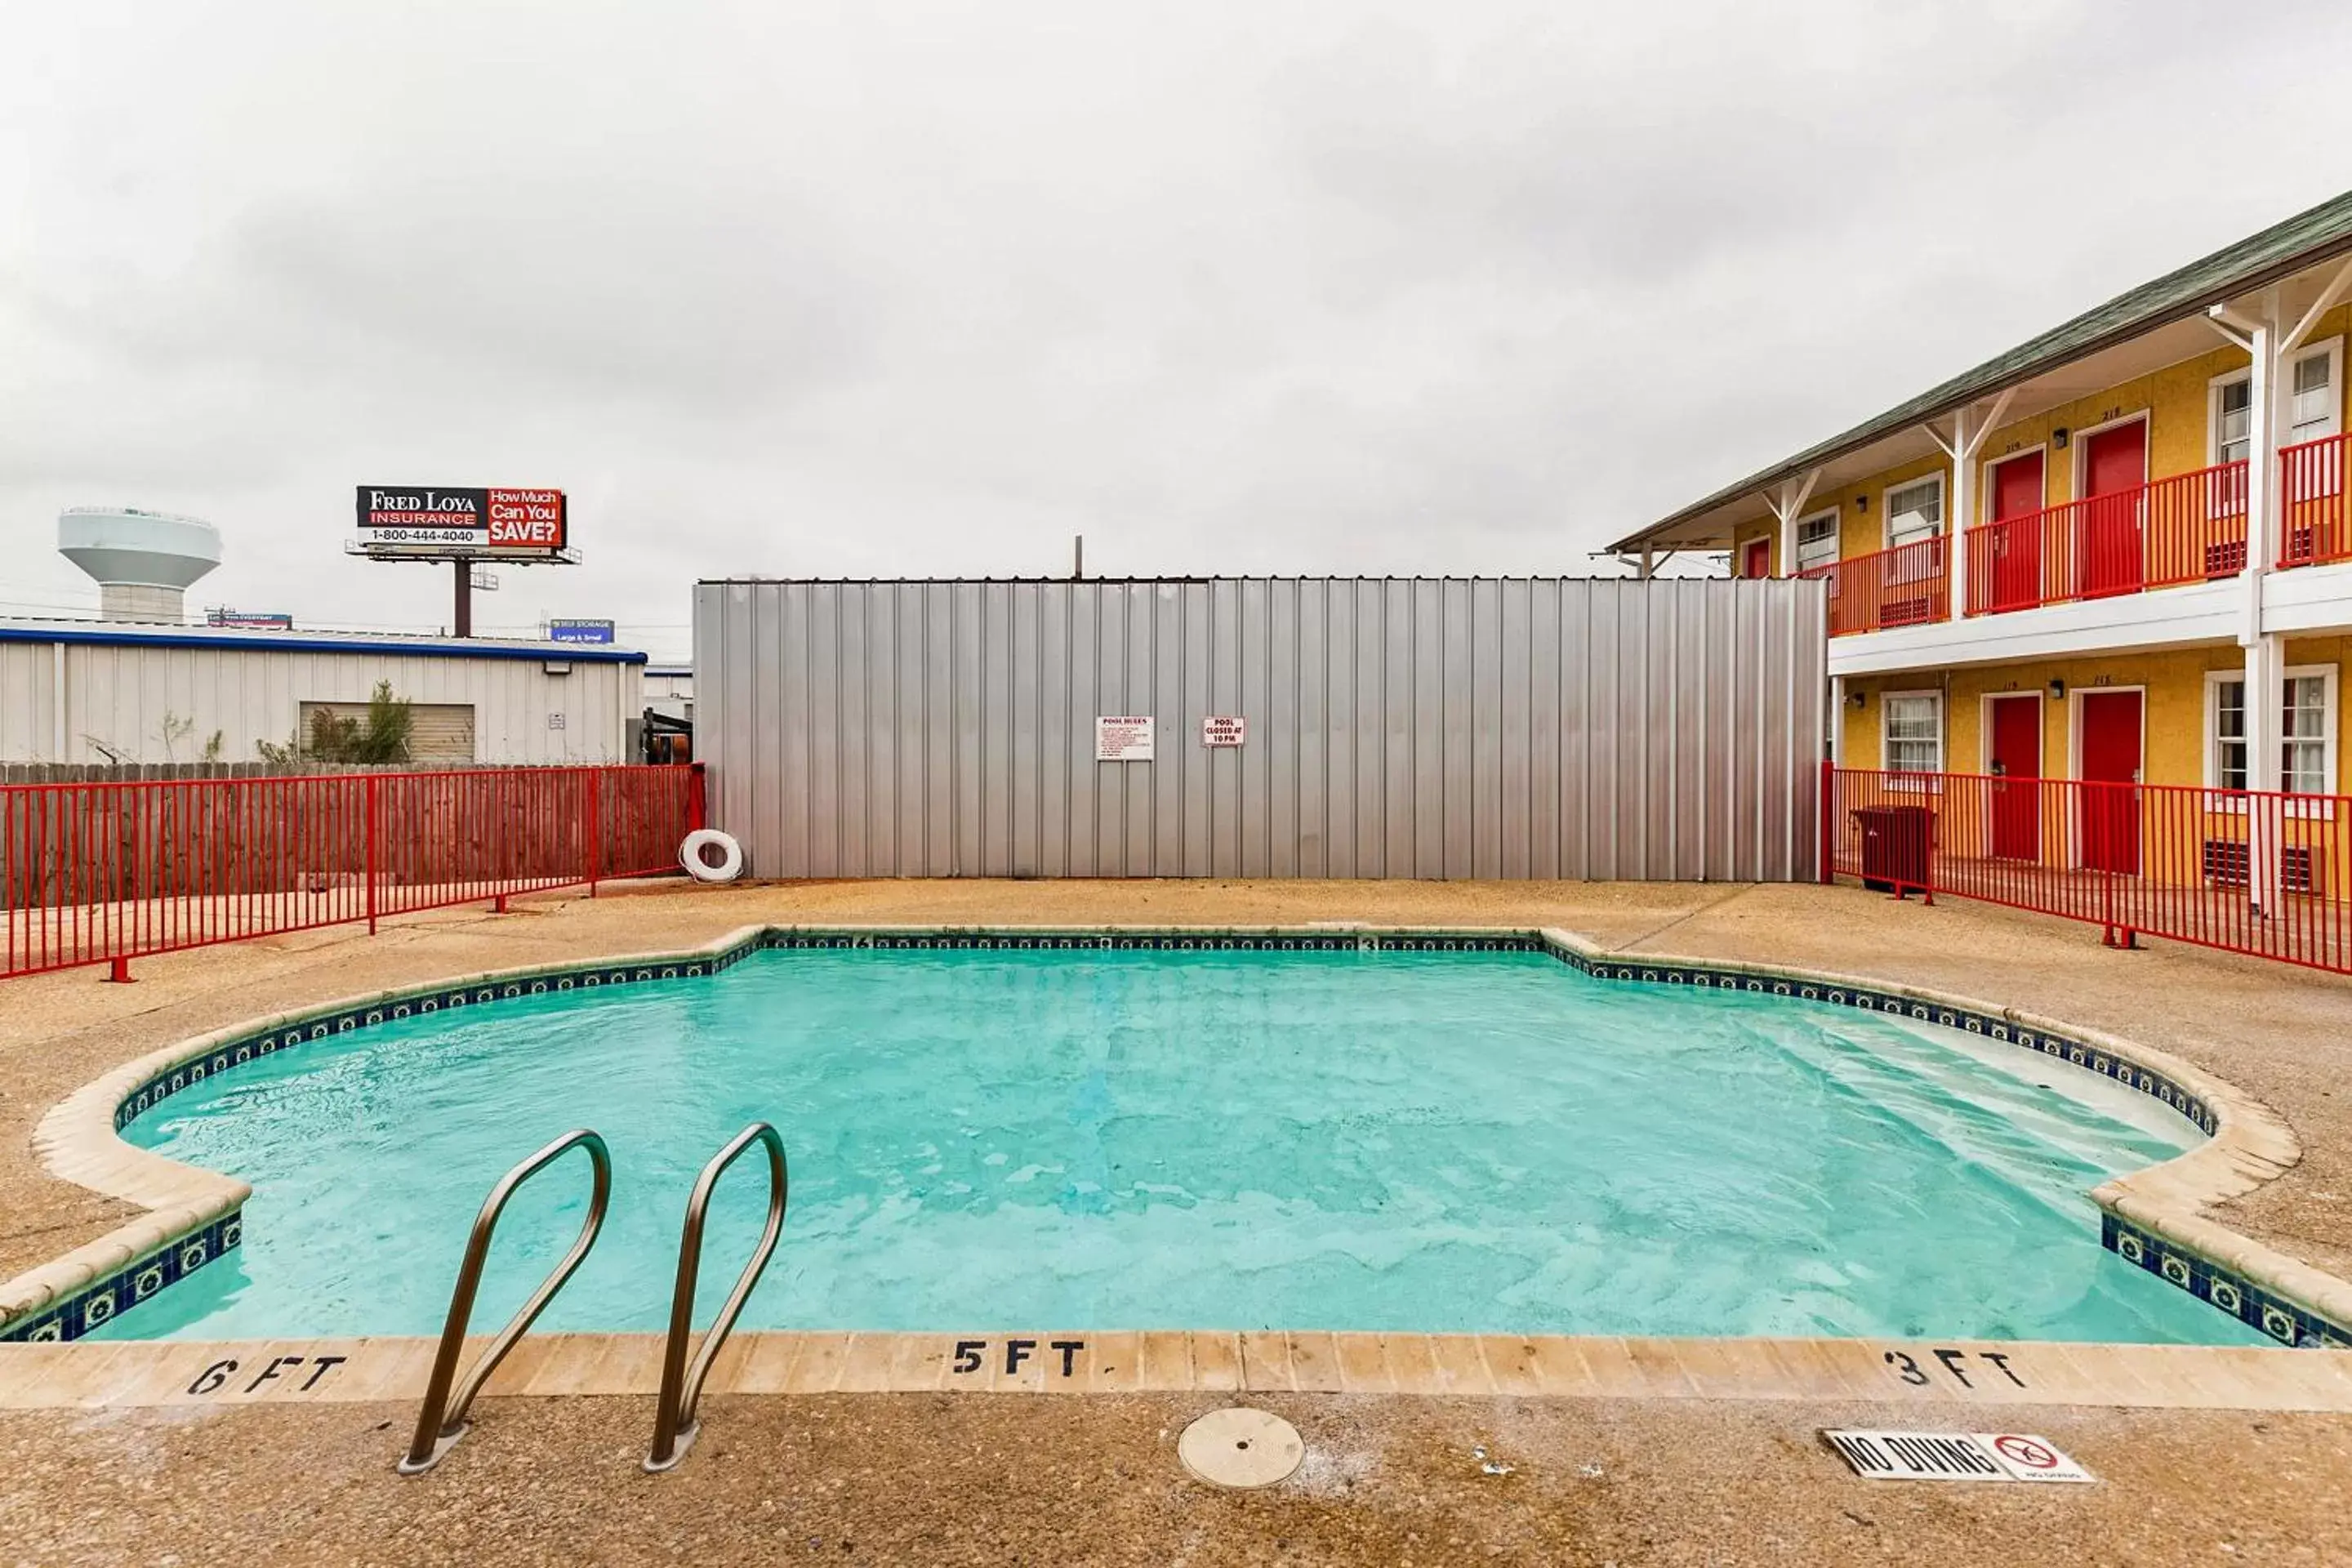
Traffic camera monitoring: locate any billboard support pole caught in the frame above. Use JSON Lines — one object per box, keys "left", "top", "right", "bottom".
{"left": 452, "top": 559, "right": 472, "bottom": 638}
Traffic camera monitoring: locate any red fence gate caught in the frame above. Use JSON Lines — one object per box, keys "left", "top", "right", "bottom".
{"left": 1823, "top": 763, "right": 2352, "bottom": 974}
{"left": 2, "top": 764, "right": 703, "bottom": 981}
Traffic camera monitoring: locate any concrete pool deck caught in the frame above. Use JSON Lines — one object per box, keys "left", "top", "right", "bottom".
{"left": 5, "top": 878, "right": 2352, "bottom": 1562}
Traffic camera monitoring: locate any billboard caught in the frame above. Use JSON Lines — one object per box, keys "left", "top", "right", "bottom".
{"left": 206, "top": 609, "right": 295, "bottom": 630}
{"left": 354, "top": 486, "right": 568, "bottom": 557}
{"left": 546, "top": 618, "right": 617, "bottom": 644}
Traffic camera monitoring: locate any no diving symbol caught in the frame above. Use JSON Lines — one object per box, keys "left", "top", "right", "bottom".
{"left": 1991, "top": 1435, "right": 2057, "bottom": 1472}
{"left": 1976, "top": 1432, "right": 2095, "bottom": 1484}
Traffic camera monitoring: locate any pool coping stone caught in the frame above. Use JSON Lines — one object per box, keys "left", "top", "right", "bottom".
{"left": 3, "top": 1330, "right": 2348, "bottom": 1414}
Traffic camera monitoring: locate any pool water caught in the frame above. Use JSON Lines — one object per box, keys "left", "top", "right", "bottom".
{"left": 96, "top": 947, "right": 2261, "bottom": 1344}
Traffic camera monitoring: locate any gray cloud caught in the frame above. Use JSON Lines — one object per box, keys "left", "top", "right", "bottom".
{"left": 4, "top": 0, "right": 2350, "bottom": 655}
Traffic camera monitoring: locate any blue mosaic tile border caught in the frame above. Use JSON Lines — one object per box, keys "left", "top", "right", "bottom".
{"left": 754, "top": 930, "right": 1537, "bottom": 955}
{"left": 20, "top": 925, "right": 2336, "bottom": 1348}
{"left": 0, "top": 1211, "right": 241, "bottom": 1344}
{"left": 2104, "top": 1213, "right": 2345, "bottom": 1348}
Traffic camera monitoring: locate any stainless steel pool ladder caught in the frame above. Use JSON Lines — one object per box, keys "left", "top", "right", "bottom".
{"left": 399, "top": 1129, "right": 612, "bottom": 1476}
{"left": 644, "top": 1121, "right": 790, "bottom": 1472}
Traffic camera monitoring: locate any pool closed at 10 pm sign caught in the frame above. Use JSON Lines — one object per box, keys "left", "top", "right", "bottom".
{"left": 355, "top": 487, "right": 568, "bottom": 557}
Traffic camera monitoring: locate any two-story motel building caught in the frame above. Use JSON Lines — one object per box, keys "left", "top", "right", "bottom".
{"left": 1614, "top": 192, "right": 2352, "bottom": 874}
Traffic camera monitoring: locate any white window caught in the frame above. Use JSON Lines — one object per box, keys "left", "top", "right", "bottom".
{"left": 1882, "top": 691, "right": 1944, "bottom": 776}
{"left": 2212, "top": 373, "right": 2252, "bottom": 466}
{"left": 2219, "top": 339, "right": 2342, "bottom": 458}
{"left": 2290, "top": 340, "right": 2341, "bottom": 443}
{"left": 1884, "top": 475, "right": 1944, "bottom": 548}
{"left": 2211, "top": 675, "right": 2247, "bottom": 790}
{"left": 2287, "top": 672, "right": 2331, "bottom": 795}
{"left": 1794, "top": 510, "right": 1839, "bottom": 573}
{"left": 2205, "top": 666, "right": 2336, "bottom": 795}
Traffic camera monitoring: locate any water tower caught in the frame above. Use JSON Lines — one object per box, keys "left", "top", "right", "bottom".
{"left": 57, "top": 507, "right": 222, "bottom": 622}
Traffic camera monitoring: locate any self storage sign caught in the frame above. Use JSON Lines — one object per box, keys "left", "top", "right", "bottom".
{"left": 356, "top": 487, "right": 568, "bottom": 555}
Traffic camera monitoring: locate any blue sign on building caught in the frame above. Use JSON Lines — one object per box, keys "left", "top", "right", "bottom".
{"left": 546, "top": 619, "right": 617, "bottom": 644}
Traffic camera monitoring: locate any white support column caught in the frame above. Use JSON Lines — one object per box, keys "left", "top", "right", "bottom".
{"left": 2214, "top": 293, "right": 2287, "bottom": 912}
{"left": 2244, "top": 631, "right": 2285, "bottom": 913}
{"left": 1922, "top": 388, "right": 2016, "bottom": 621}
{"left": 1763, "top": 469, "right": 1823, "bottom": 577}
{"left": 1829, "top": 677, "right": 1846, "bottom": 765}
{"left": 2247, "top": 304, "right": 2277, "bottom": 643}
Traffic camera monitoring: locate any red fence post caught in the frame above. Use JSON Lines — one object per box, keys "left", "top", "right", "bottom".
{"left": 688, "top": 762, "right": 708, "bottom": 835}
{"left": 586, "top": 768, "right": 604, "bottom": 898}
{"left": 365, "top": 774, "right": 381, "bottom": 936}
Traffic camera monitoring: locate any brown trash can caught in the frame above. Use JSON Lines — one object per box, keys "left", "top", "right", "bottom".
{"left": 1853, "top": 803, "right": 1934, "bottom": 893}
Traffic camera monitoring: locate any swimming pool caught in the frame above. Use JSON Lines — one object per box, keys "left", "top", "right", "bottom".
{"left": 92, "top": 940, "right": 2262, "bottom": 1345}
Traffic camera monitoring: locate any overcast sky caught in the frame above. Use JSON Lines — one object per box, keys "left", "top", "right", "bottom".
{"left": 6, "top": 2, "right": 2350, "bottom": 662}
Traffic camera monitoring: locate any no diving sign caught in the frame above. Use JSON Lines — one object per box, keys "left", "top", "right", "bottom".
{"left": 1824, "top": 1431, "right": 2094, "bottom": 1484}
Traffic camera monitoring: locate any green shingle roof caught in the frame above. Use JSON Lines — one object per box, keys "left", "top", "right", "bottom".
{"left": 1610, "top": 189, "right": 2352, "bottom": 555}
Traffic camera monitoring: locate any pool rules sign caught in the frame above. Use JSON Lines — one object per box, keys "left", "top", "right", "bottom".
{"left": 1095, "top": 715, "right": 1155, "bottom": 762}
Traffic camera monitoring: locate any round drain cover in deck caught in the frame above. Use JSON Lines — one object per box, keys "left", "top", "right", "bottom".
{"left": 1178, "top": 1407, "right": 1303, "bottom": 1489}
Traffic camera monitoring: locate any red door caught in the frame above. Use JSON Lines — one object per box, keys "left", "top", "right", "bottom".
{"left": 1987, "top": 694, "right": 2041, "bottom": 860}
{"left": 1743, "top": 537, "right": 1773, "bottom": 580}
{"left": 2080, "top": 421, "right": 2147, "bottom": 598}
{"left": 2078, "top": 690, "right": 2143, "bottom": 874}
{"left": 1985, "top": 452, "right": 2047, "bottom": 611}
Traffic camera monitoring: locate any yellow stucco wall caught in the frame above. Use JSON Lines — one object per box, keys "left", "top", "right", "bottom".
{"left": 1736, "top": 302, "right": 2351, "bottom": 568}
{"left": 1838, "top": 635, "right": 2350, "bottom": 793}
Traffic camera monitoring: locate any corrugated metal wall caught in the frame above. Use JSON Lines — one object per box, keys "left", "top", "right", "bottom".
{"left": 696, "top": 577, "right": 1826, "bottom": 880}
{"left": 0, "top": 639, "right": 642, "bottom": 764}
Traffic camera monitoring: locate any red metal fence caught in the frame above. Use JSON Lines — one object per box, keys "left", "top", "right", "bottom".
{"left": 1962, "top": 460, "right": 2248, "bottom": 615}
{"left": 2279, "top": 431, "right": 2350, "bottom": 568}
{"left": 1824, "top": 764, "right": 2352, "bottom": 973}
{"left": 2, "top": 764, "right": 703, "bottom": 981}
{"left": 1800, "top": 534, "right": 1949, "bottom": 636}
{"left": 1795, "top": 437, "right": 2352, "bottom": 630}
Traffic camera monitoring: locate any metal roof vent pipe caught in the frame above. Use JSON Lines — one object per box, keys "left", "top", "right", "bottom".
{"left": 57, "top": 507, "right": 223, "bottom": 622}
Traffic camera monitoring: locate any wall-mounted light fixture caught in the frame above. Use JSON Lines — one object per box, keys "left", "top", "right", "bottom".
{"left": 2047, "top": 678, "right": 2065, "bottom": 701}
{"left": 1848, "top": 689, "right": 1867, "bottom": 710}
{"left": 2052, "top": 428, "right": 2069, "bottom": 450}
{"left": 1855, "top": 494, "right": 1869, "bottom": 512}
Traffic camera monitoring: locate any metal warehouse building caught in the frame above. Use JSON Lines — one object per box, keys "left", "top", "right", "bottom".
{"left": 695, "top": 576, "right": 1826, "bottom": 881}
{"left": 0, "top": 619, "right": 647, "bottom": 765}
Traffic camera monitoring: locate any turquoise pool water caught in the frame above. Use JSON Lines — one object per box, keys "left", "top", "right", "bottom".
{"left": 96, "top": 947, "right": 2261, "bottom": 1344}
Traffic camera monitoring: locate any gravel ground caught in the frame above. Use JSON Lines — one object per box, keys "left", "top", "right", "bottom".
{"left": 3, "top": 1390, "right": 2348, "bottom": 1567}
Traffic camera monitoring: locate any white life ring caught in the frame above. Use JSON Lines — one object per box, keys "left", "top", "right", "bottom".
{"left": 679, "top": 829, "right": 743, "bottom": 883}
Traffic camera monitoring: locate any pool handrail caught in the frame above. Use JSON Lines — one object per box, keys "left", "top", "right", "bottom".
{"left": 644, "top": 1120, "right": 789, "bottom": 1472}
{"left": 399, "top": 1128, "right": 613, "bottom": 1476}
